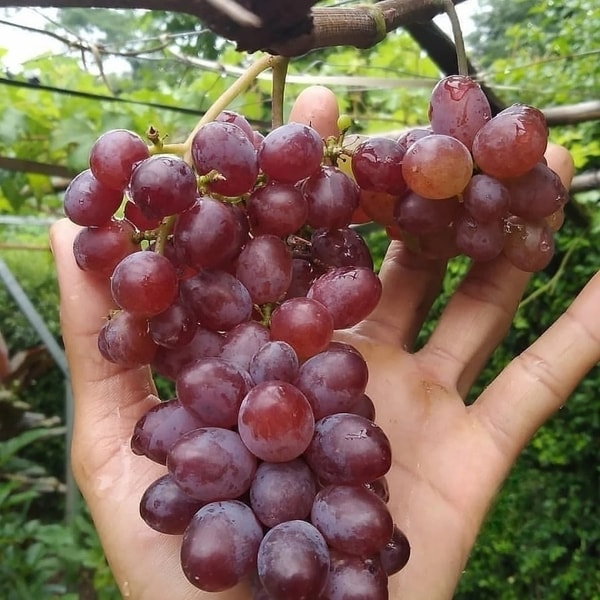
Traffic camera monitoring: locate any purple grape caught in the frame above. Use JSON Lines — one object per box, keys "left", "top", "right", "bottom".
{"left": 167, "top": 427, "right": 257, "bottom": 502}
{"left": 257, "top": 520, "right": 330, "bottom": 600}
{"left": 249, "top": 459, "right": 317, "bottom": 528}
{"left": 181, "top": 500, "right": 263, "bottom": 592}
{"left": 311, "top": 485, "right": 394, "bottom": 556}
{"left": 305, "top": 413, "right": 392, "bottom": 485}
{"left": 139, "top": 473, "right": 204, "bottom": 534}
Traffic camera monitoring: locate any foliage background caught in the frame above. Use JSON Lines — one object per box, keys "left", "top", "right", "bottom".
{"left": 0, "top": 0, "right": 598, "bottom": 598}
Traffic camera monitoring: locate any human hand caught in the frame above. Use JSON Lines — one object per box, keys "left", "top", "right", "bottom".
{"left": 50, "top": 86, "right": 592, "bottom": 600}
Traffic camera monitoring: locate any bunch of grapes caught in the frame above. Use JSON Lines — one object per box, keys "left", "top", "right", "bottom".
{"left": 62, "top": 72, "right": 564, "bottom": 599}
{"left": 64, "top": 109, "right": 410, "bottom": 598}
{"left": 352, "top": 74, "right": 568, "bottom": 270}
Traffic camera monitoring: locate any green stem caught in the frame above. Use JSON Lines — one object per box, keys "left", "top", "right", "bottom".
{"left": 150, "top": 142, "right": 186, "bottom": 156}
{"left": 443, "top": 0, "right": 468, "bottom": 76}
{"left": 270, "top": 56, "right": 290, "bottom": 128}
{"left": 518, "top": 240, "right": 582, "bottom": 309}
{"left": 155, "top": 215, "right": 177, "bottom": 255}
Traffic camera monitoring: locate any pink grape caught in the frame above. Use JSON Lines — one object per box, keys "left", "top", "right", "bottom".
{"left": 220, "top": 321, "right": 271, "bottom": 371}
{"left": 295, "top": 347, "right": 369, "bottom": 420}
{"left": 428, "top": 74, "right": 492, "bottom": 149}
{"left": 152, "top": 326, "right": 224, "bottom": 381}
{"left": 63, "top": 169, "right": 124, "bottom": 226}
{"left": 129, "top": 154, "right": 198, "bottom": 219}
{"left": 97, "top": 310, "right": 157, "bottom": 367}
{"left": 351, "top": 136, "right": 407, "bottom": 195}
{"left": 503, "top": 217, "right": 555, "bottom": 272}
{"left": 89, "top": 128, "right": 150, "bottom": 191}
{"left": 176, "top": 357, "right": 251, "bottom": 428}
{"left": 235, "top": 235, "right": 293, "bottom": 304}
{"left": 322, "top": 549, "right": 389, "bottom": 600}
{"left": 380, "top": 525, "right": 411, "bottom": 575}
{"left": 191, "top": 121, "right": 259, "bottom": 196}
{"left": 462, "top": 174, "right": 510, "bottom": 222}
{"left": 110, "top": 250, "right": 179, "bottom": 317}
{"left": 215, "top": 109, "right": 255, "bottom": 141}
{"left": 310, "top": 227, "right": 373, "bottom": 270}
{"left": 302, "top": 165, "right": 360, "bottom": 229}
{"left": 269, "top": 297, "right": 334, "bottom": 359}
{"left": 237, "top": 381, "right": 315, "bottom": 462}
{"left": 130, "top": 398, "right": 207, "bottom": 465}
{"left": 73, "top": 219, "right": 138, "bottom": 277}
{"left": 472, "top": 104, "right": 548, "bottom": 179}
{"left": 248, "top": 340, "right": 299, "bottom": 385}
{"left": 504, "top": 162, "right": 568, "bottom": 220}
{"left": 258, "top": 122, "right": 324, "bottom": 184}
{"left": 246, "top": 181, "right": 308, "bottom": 237}
{"left": 455, "top": 212, "right": 506, "bottom": 262}
{"left": 174, "top": 197, "right": 249, "bottom": 270}
{"left": 402, "top": 134, "right": 473, "bottom": 199}
{"left": 180, "top": 269, "right": 253, "bottom": 332}
{"left": 394, "top": 192, "right": 460, "bottom": 235}
{"left": 148, "top": 300, "right": 197, "bottom": 348}
{"left": 307, "top": 266, "right": 382, "bottom": 330}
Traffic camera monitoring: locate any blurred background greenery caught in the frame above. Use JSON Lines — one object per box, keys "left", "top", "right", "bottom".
{"left": 0, "top": 0, "right": 598, "bottom": 597}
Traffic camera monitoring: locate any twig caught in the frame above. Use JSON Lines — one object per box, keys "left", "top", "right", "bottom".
{"left": 270, "top": 56, "right": 290, "bottom": 128}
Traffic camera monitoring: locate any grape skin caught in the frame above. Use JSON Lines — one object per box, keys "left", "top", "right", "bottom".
{"left": 191, "top": 121, "right": 259, "bottom": 197}
{"left": 257, "top": 520, "right": 330, "bottom": 600}
{"left": 401, "top": 134, "right": 473, "bottom": 200}
{"left": 110, "top": 250, "right": 179, "bottom": 317}
{"left": 307, "top": 266, "right": 382, "bottom": 330}
{"left": 249, "top": 459, "right": 317, "bottom": 528}
{"left": 139, "top": 474, "right": 204, "bottom": 535}
{"left": 181, "top": 500, "right": 264, "bottom": 592}
{"left": 304, "top": 413, "right": 392, "bottom": 485}
{"left": 167, "top": 427, "right": 257, "bottom": 502}
{"left": 63, "top": 169, "right": 124, "bottom": 227}
{"left": 176, "top": 357, "right": 251, "bottom": 428}
{"left": 270, "top": 297, "right": 334, "bottom": 359}
{"left": 130, "top": 398, "right": 207, "bottom": 465}
{"left": 89, "top": 128, "right": 150, "bottom": 192}
{"left": 428, "top": 74, "right": 492, "bottom": 149}
{"left": 472, "top": 104, "right": 548, "bottom": 179}
{"left": 72, "top": 219, "right": 138, "bottom": 277}
{"left": 311, "top": 485, "right": 394, "bottom": 557}
{"left": 237, "top": 381, "right": 315, "bottom": 463}
{"left": 295, "top": 348, "right": 369, "bottom": 420}
{"left": 258, "top": 122, "right": 324, "bottom": 184}
{"left": 129, "top": 154, "right": 198, "bottom": 219}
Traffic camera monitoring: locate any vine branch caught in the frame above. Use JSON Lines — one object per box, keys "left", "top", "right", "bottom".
{"left": 0, "top": 0, "right": 467, "bottom": 55}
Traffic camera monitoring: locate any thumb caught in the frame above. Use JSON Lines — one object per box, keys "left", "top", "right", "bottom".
{"left": 49, "top": 218, "right": 157, "bottom": 476}
{"left": 287, "top": 85, "right": 340, "bottom": 138}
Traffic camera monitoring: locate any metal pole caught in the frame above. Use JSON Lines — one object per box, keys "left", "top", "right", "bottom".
{"left": 0, "top": 257, "right": 68, "bottom": 377}
{"left": 0, "top": 256, "right": 76, "bottom": 521}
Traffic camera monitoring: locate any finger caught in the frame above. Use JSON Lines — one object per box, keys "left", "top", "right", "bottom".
{"left": 471, "top": 268, "right": 600, "bottom": 461}
{"left": 49, "top": 219, "right": 157, "bottom": 481}
{"left": 352, "top": 240, "right": 447, "bottom": 349}
{"left": 287, "top": 85, "right": 340, "bottom": 138}
{"left": 420, "top": 145, "right": 575, "bottom": 395}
